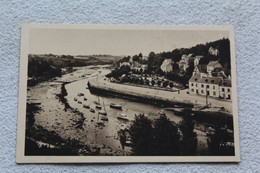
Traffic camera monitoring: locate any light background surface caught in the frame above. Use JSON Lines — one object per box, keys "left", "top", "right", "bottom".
{"left": 0, "top": 0, "right": 259, "bottom": 172}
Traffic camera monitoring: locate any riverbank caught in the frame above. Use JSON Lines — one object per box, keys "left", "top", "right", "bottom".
{"left": 26, "top": 66, "right": 127, "bottom": 156}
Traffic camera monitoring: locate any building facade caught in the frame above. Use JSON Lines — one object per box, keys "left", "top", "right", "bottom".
{"left": 189, "top": 74, "right": 231, "bottom": 99}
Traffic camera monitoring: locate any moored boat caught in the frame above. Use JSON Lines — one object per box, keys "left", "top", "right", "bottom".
{"left": 101, "top": 116, "right": 108, "bottom": 121}
{"left": 78, "top": 93, "right": 84, "bottom": 97}
{"left": 158, "top": 110, "right": 166, "bottom": 116}
{"left": 110, "top": 103, "right": 122, "bottom": 109}
{"left": 98, "top": 110, "right": 107, "bottom": 116}
{"left": 83, "top": 104, "right": 90, "bottom": 109}
{"left": 90, "top": 108, "right": 95, "bottom": 113}
{"left": 117, "top": 113, "right": 129, "bottom": 121}
{"left": 96, "top": 105, "right": 102, "bottom": 109}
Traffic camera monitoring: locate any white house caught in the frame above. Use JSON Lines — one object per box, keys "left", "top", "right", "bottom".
{"left": 208, "top": 47, "right": 219, "bottom": 56}
{"left": 120, "top": 62, "right": 131, "bottom": 68}
{"left": 178, "top": 54, "right": 193, "bottom": 72}
{"left": 160, "top": 59, "right": 173, "bottom": 73}
{"left": 219, "top": 79, "right": 232, "bottom": 99}
{"left": 189, "top": 75, "right": 222, "bottom": 98}
{"left": 207, "top": 61, "right": 223, "bottom": 75}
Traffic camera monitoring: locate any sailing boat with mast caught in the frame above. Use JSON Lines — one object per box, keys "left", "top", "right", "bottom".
{"left": 99, "top": 100, "right": 107, "bottom": 116}
{"left": 99, "top": 100, "right": 108, "bottom": 121}
{"left": 95, "top": 96, "right": 102, "bottom": 109}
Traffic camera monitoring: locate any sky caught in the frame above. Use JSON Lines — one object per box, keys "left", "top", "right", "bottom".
{"left": 29, "top": 28, "right": 230, "bottom": 56}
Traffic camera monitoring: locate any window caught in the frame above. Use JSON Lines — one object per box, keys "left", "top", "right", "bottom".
{"left": 191, "top": 83, "right": 194, "bottom": 86}
{"left": 228, "top": 88, "right": 230, "bottom": 92}
{"left": 191, "top": 89, "right": 194, "bottom": 92}
{"left": 201, "top": 90, "right": 204, "bottom": 94}
{"left": 222, "top": 88, "right": 225, "bottom": 92}
{"left": 196, "top": 84, "right": 198, "bottom": 87}
{"left": 213, "top": 91, "right": 216, "bottom": 95}
{"left": 207, "top": 85, "right": 209, "bottom": 88}
{"left": 201, "top": 84, "right": 204, "bottom": 88}
{"left": 213, "top": 86, "right": 215, "bottom": 90}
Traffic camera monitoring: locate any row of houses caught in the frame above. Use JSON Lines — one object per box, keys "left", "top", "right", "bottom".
{"left": 160, "top": 54, "right": 202, "bottom": 73}
{"left": 119, "top": 61, "right": 148, "bottom": 72}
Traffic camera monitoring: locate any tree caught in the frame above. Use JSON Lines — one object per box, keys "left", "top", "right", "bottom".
{"left": 119, "top": 130, "right": 127, "bottom": 155}
{"left": 129, "top": 114, "right": 154, "bottom": 155}
{"left": 138, "top": 53, "right": 143, "bottom": 58}
{"left": 153, "top": 114, "right": 181, "bottom": 155}
{"left": 179, "top": 110, "right": 198, "bottom": 155}
{"left": 169, "top": 82, "right": 174, "bottom": 88}
{"left": 139, "top": 78, "right": 144, "bottom": 85}
{"left": 163, "top": 81, "right": 169, "bottom": 87}
{"left": 120, "top": 65, "right": 131, "bottom": 74}
{"left": 145, "top": 79, "right": 150, "bottom": 85}
{"left": 133, "top": 55, "right": 139, "bottom": 62}
{"left": 157, "top": 80, "right": 161, "bottom": 87}
{"left": 151, "top": 80, "right": 155, "bottom": 86}
{"left": 207, "top": 126, "right": 234, "bottom": 156}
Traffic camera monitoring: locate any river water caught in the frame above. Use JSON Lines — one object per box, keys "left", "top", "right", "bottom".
{"left": 29, "top": 65, "right": 208, "bottom": 155}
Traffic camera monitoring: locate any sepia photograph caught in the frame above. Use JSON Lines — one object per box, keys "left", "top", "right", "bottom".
{"left": 16, "top": 24, "right": 239, "bottom": 163}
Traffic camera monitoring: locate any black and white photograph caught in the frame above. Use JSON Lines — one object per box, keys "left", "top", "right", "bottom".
{"left": 16, "top": 24, "right": 239, "bottom": 163}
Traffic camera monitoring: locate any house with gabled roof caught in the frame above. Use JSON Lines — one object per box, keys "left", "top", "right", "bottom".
{"left": 207, "top": 61, "right": 223, "bottom": 75}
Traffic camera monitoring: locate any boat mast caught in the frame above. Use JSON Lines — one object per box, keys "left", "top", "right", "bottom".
{"left": 103, "top": 100, "right": 106, "bottom": 112}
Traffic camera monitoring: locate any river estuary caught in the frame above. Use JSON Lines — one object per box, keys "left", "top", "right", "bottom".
{"left": 27, "top": 65, "right": 210, "bottom": 155}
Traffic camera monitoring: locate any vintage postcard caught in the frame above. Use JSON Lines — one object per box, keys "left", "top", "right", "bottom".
{"left": 16, "top": 24, "right": 240, "bottom": 163}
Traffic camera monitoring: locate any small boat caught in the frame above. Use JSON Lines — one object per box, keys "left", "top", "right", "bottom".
{"left": 94, "top": 101, "right": 99, "bottom": 105}
{"left": 98, "top": 110, "right": 107, "bottom": 116}
{"left": 96, "top": 105, "right": 102, "bottom": 109}
{"left": 110, "top": 103, "right": 122, "bottom": 109}
{"left": 90, "top": 108, "right": 95, "bottom": 113}
{"left": 117, "top": 113, "right": 129, "bottom": 121}
{"left": 78, "top": 93, "right": 84, "bottom": 97}
{"left": 101, "top": 116, "right": 108, "bottom": 121}
{"left": 96, "top": 122, "right": 104, "bottom": 126}
{"left": 74, "top": 98, "right": 77, "bottom": 101}
{"left": 84, "top": 97, "right": 87, "bottom": 101}
{"left": 158, "top": 110, "right": 166, "bottom": 116}
{"left": 78, "top": 101, "right": 82, "bottom": 104}
{"left": 125, "top": 137, "right": 132, "bottom": 146}
{"left": 83, "top": 104, "right": 90, "bottom": 109}
{"left": 98, "top": 101, "right": 107, "bottom": 116}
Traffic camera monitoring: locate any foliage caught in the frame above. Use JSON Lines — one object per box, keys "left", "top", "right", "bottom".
{"left": 162, "top": 80, "right": 169, "bottom": 87}
{"left": 169, "top": 82, "right": 174, "bottom": 88}
{"left": 129, "top": 114, "right": 154, "bottom": 155}
{"left": 28, "top": 58, "right": 62, "bottom": 78}
{"left": 153, "top": 115, "right": 181, "bottom": 155}
{"left": 129, "top": 114, "right": 181, "bottom": 156}
{"left": 207, "top": 126, "right": 235, "bottom": 156}
{"left": 151, "top": 80, "right": 155, "bottom": 86}
{"left": 106, "top": 65, "right": 131, "bottom": 79}
{"left": 179, "top": 110, "right": 198, "bottom": 155}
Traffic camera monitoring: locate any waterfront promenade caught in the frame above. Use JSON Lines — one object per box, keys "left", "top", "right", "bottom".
{"left": 88, "top": 76, "right": 233, "bottom": 114}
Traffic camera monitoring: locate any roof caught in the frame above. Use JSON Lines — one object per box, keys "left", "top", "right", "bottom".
{"left": 189, "top": 74, "right": 222, "bottom": 85}
{"left": 189, "top": 73, "right": 201, "bottom": 83}
{"left": 207, "top": 61, "right": 221, "bottom": 67}
{"left": 220, "top": 79, "right": 232, "bottom": 87}
{"left": 195, "top": 64, "right": 207, "bottom": 73}
{"left": 198, "top": 77, "right": 222, "bottom": 85}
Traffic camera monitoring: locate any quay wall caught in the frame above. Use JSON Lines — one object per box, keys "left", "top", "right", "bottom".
{"left": 88, "top": 79, "right": 193, "bottom": 107}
